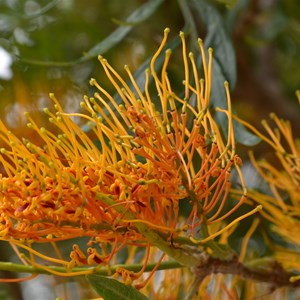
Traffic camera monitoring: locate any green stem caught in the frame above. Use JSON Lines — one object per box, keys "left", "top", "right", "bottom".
{"left": 0, "top": 261, "right": 183, "bottom": 276}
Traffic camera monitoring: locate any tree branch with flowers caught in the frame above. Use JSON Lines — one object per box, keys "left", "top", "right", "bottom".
{"left": 0, "top": 1, "right": 300, "bottom": 299}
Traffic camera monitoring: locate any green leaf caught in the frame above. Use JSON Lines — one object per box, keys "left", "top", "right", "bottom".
{"left": 86, "top": 274, "right": 149, "bottom": 300}
{"left": 191, "top": 0, "right": 237, "bottom": 88}
{"left": 19, "top": 0, "right": 164, "bottom": 66}
{"left": 80, "top": 0, "right": 164, "bottom": 61}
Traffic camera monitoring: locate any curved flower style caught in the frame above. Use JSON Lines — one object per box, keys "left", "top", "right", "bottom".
{"left": 0, "top": 29, "right": 257, "bottom": 285}
{"left": 236, "top": 91, "right": 300, "bottom": 282}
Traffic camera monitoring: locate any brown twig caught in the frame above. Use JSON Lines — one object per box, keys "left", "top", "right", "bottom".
{"left": 191, "top": 255, "right": 300, "bottom": 297}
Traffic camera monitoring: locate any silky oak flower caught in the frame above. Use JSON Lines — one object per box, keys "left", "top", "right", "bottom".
{"left": 0, "top": 29, "right": 257, "bottom": 283}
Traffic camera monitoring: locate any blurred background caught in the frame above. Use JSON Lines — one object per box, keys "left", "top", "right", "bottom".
{"left": 0, "top": 0, "right": 299, "bottom": 299}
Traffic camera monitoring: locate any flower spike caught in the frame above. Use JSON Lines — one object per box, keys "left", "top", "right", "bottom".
{"left": 0, "top": 29, "right": 249, "bottom": 284}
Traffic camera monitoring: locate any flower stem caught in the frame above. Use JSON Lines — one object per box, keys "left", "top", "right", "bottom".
{"left": 0, "top": 261, "right": 183, "bottom": 277}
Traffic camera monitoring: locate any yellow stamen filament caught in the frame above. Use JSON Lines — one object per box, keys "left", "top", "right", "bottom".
{"left": 189, "top": 52, "right": 202, "bottom": 111}
{"left": 0, "top": 239, "right": 68, "bottom": 266}
{"left": 161, "top": 49, "right": 172, "bottom": 126}
{"left": 190, "top": 205, "right": 262, "bottom": 244}
{"left": 198, "top": 39, "right": 208, "bottom": 104}
{"left": 239, "top": 218, "right": 260, "bottom": 262}
{"left": 206, "top": 48, "right": 213, "bottom": 106}
{"left": 179, "top": 31, "right": 189, "bottom": 100}
{"left": 121, "top": 219, "right": 176, "bottom": 233}
{"left": 150, "top": 28, "right": 170, "bottom": 91}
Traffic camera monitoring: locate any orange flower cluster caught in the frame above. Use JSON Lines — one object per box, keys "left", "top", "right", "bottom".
{"left": 0, "top": 29, "right": 254, "bottom": 281}
{"left": 236, "top": 92, "right": 300, "bottom": 282}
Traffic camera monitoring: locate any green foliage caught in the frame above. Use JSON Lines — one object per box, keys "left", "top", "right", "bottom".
{"left": 193, "top": 0, "right": 237, "bottom": 87}
{"left": 86, "top": 275, "right": 149, "bottom": 300}
{"left": 80, "top": 0, "right": 164, "bottom": 62}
